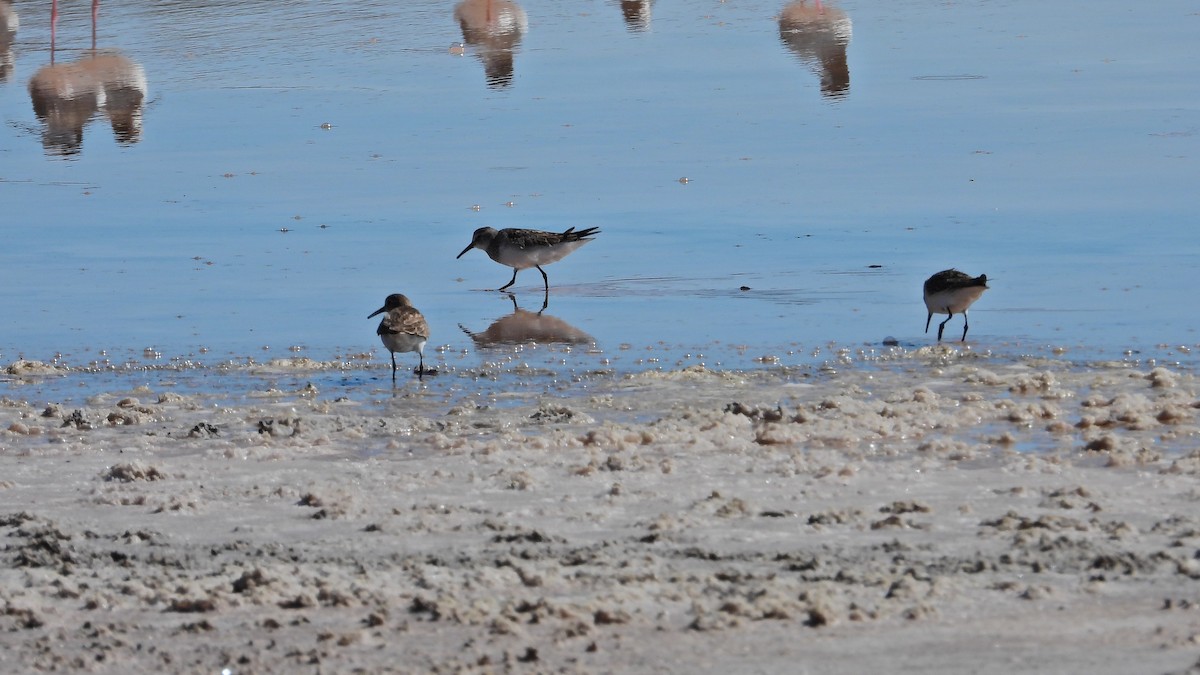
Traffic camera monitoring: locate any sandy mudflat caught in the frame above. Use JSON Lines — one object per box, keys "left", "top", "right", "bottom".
{"left": 3, "top": 347, "right": 1200, "bottom": 674}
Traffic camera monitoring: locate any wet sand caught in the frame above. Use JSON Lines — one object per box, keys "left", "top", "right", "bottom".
{"left": 3, "top": 347, "right": 1200, "bottom": 673}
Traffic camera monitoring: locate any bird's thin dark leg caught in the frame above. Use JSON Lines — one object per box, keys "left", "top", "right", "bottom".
{"left": 498, "top": 268, "right": 519, "bottom": 291}
{"left": 536, "top": 265, "right": 549, "bottom": 292}
{"left": 937, "top": 311, "right": 953, "bottom": 342}
{"left": 416, "top": 354, "right": 425, "bottom": 380}
{"left": 925, "top": 312, "right": 932, "bottom": 334}
{"left": 390, "top": 353, "right": 398, "bottom": 381}
{"left": 51, "top": 0, "right": 59, "bottom": 61}
{"left": 539, "top": 285, "right": 549, "bottom": 313}
{"left": 960, "top": 311, "right": 969, "bottom": 342}
{"left": 91, "top": 0, "right": 99, "bottom": 50}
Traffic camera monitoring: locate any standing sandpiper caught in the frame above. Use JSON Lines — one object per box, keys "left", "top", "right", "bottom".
{"left": 368, "top": 294, "right": 430, "bottom": 380}
{"left": 923, "top": 269, "right": 989, "bottom": 342}
{"left": 456, "top": 226, "right": 601, "bottom": 293}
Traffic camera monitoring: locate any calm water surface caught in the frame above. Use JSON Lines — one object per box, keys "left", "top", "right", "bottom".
{"left": 1, "top": 0, "right": 1198, "bottom": 379}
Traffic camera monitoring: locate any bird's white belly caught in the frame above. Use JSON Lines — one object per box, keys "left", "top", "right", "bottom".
{"left": 380, "top": 333, "right": 426, "bottom": 355}
{"left": 492, "top": 241, "right": 584, "bottom": 269}
{"left": 924, "top": 287, "right": 984, "bottom": 315}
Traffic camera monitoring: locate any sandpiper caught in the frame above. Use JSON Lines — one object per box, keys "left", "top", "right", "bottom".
{"left": 923, "top": 269, "right": 988, "bottom": 342}
{"left": 368, "top": 293, "right": 430, "bottom": 380}
{"left": 456, "top": 226, "right": 601, "bottom": 292}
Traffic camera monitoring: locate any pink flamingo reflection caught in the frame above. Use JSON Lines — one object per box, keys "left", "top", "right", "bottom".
{"left": 454, "top": 0, "right": 528, "bottom": 88}
{"left": 1, "top": 0, "right": 17, "bottom": 82}
{"left": 779, "top": 0, "right": 852, "bottom": 99}
{"left": 619, "top": 0, "right": 653, "bottom": 33}
{"left": 28, "top": 0, "right": 147, "bottom": 156}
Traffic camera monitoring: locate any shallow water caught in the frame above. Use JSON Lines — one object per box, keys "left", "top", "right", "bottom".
{"left": 2, "top": 0, "right": 1198, "bottom": 378}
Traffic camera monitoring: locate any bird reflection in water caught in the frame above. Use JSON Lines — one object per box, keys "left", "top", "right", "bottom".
{"left": 453, "top": 0, "right": 527, "bottom": 88}
{"left": 1, "top": 0, "right": 16, "bottom": 82}
{"left": 778, "top": 0, "right": 851, "bottom": 99}
{"left": 619, "top": 0, "right": 653, "bottom": 33}
{"left": 27, "top": 0, "right": 147, "bottom": 157}
{"left": 460, "top": 293, "right": 594, "bottom": 349}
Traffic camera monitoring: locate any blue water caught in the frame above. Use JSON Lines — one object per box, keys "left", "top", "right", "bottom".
{"left": 2, "top": 0, "right": 1198, "bottom": 375}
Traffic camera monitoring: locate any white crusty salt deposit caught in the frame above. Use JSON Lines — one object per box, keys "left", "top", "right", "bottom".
{"left": 2, "top": 345, "right": 1200, "bottom": 673}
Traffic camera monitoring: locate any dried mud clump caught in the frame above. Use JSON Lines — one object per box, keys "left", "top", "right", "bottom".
{"left": 257, "top": 417, "right": 302, "bottom": 437}
{"left": 60, "top": 409, "right": 92, "bottom": 430}
{"left": 5, "top": 517, "right": 77, "bottom": 571}
{"left": 100, "top": 462, "right": 168, "bottom": 482}
{"left": 4, "top": 360, "right": 63, "bottom": 377}
{"left": 529, "top": 404, "right": 594, "bottom": 425}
